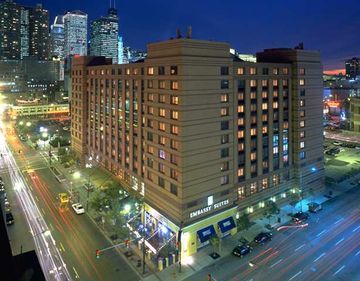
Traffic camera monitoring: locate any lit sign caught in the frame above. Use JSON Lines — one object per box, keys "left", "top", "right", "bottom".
{"left": 189, "top": 199, "right": 230, "bottom": 218}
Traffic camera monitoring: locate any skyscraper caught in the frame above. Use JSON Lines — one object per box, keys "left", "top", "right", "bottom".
{"left": 20, "top": 7, "right": 29, "bottom": 59}
{"left": 28, "top": 3, "right": 50, "bottom": 60}
{"left": 0, "top": 0, "right": 21, "bottom": 60}
{"left": 90, "top": 8, "right": 119, "bottom": 63}
{"left": 345, "top": 57, "right": 360, "bottom": 79}
{"left": 50, "top": 15, "right": 65, "bottom": 59}
{"left": 64, "top": 10, "right": 88, "bottom": 57}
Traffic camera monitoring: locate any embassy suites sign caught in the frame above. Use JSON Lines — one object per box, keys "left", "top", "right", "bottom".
{"left": 189, "top": 199, "right": 230, "bottom": 218}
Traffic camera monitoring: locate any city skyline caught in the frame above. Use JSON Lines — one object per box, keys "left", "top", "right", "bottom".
{"left": 16, "top": 0, "right": 360, "bottom": 71}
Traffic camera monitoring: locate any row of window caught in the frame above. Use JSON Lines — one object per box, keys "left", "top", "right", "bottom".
{"left": 148, "top": 93, "right": 179, "bottom": 105}
{"left": 147, "top": 107, "right": 179, "bottom": 120}
{"left": 148, "top": 80, "right": 179, "bottom": 90}
{"left": 147, "top": 66, "right": 178, "bottom": 76}
{"left": 237, "top": 173, "right": 282, "bottom": 199}
{"left": 236, "top": 67, "right": 291, "bottom": 76}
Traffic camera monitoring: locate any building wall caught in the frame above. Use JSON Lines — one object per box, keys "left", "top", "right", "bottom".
{"left": 64, "top": 11, "right": 88, "bottom": 57}
{"left": 350, "top": 98, "right": 360, "bottom": 132}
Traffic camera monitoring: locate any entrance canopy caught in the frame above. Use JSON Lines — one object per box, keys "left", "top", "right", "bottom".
{"left": 197, "top": 225, "right": 216, "bottom": 243}
{"left": 217, "top": 216, "right": 236, "bottom": 233}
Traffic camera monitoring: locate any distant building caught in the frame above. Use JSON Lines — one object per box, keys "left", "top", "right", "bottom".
{"left": 20, "top": 7, "right": 29, "bottom": 59}
{"left": 345, "top": 57, "right": 360, "bottom": 79}
{"left": 0, "top": 0, "right": 21, "bottom": 60}
{"left": 50, "top": 15, "right": 65, "bottom": 59}
{"left": 118, "top": 36, "right": 124, "bottom": 64}
{"left": 64, "top": 10, "right": 88, "bottom": 57}
{"left": 90, "top": 8, "right": 119, "bottom": 63}
{"left": 123, "top": 46, "right": 147, "bottom": 63}
{"left": 28, "top": 4, "right": 50, "bottom": 60}
{"left": 350, "top": 97, "right": 360, "bottom": 132}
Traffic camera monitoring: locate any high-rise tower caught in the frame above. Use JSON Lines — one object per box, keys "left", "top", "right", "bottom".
{"left": 50, "top": 15, "right": 65, "bottom": 59}
{"left": 64, "top": 10, "right": 88, "bottom": 57}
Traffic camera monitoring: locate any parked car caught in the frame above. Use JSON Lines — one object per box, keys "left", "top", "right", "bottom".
{"left": 254, "top": 232, "right": 272, "bottom": 244}
{"left": 308, "top": 202, "right": 322, "bottom": 213}
{"left": 292, "top": 212, "right": 309, "bottom": 223}
{"left": 72, "top": 203, "right": 85, "bottom": 214}
{"left": 4, "top": 201, "right": 11, "bottom": 212}
{"left": 6, "top": 212, "right": 14, "bottom": 225}
{"left": 0, "top": 183, "right": 4, "bottom": 192}
{"left": 232, "top": 244, "right": 252, "bottom": 257}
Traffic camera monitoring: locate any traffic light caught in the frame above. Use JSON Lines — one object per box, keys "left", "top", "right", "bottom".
{"left": 95, "top": 249, "right": 101, "bottom": 259}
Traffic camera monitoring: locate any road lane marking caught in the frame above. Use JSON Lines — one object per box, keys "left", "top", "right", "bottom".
{"left": 60, "top": 242, "right": 65, "bottom": 252}
{"left": 41, "top": 208, "right": 46, "bottom": 215}
{"left": 35, "top": 196, "right": 39, "bottom": 202}
{"left": 270, "top": 258, "right": 283, "bottom": 268}
{"left": 335, "top": 238, "right": 344, "bottom": 246}
{"left": 334, "top": 218, "right": 344, "bottom": 225}
{"left": 72, "top": 267, "right": 80, "bottom": 279}
{"left": 314, "top": 252, "right": 326, "bottom": 262}
{"left": 355, "top": 249, "right": 360, "bottom": 256}
{"left": 295, "top": 244, "right": 305, "bottom": 252}
{"left": 316, "top": 230, "right": 327, "bottom": 237}
{"left": 333, "top": 265, "right": 345, "bottom": 276}
{"left": 352, "top": 225, "right": 360, "bottom": 233}
{"left": 288, "top": 270, "right": 302, "bottom": 281}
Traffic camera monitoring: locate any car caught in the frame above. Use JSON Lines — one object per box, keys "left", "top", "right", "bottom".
{"left": 72, "top": 203, "right": 85, "bottom": 214}
{"left": 333, "top": 141, "right": 343, "bottom": 146}
{"left": 0, "top": 183, "right": 4, "bottom": 192}
{"left": 308, "top": 202, "right": 322, "bottom": 213}
{"left": 292, "top": 212, "right": 309, "bottom": 223}
{"left": 63, "top": 126, "right": 69, "bottom": 131}
{"left": 254, "top": 232, "right": 272, "bottom": 244}
{"left": 6, "top": 212, "right": 14, "bottom": 225}
{"left": 232, "top": 244, "right": 252, "bottom": 257}
{"left": 4, "top": 201, "right": 11, "bottom": 212}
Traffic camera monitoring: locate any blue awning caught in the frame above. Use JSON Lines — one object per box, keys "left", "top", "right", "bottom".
{"left": 218, "top": 216, "right": 236, "bottom": 233}
{"left": 197, "top": 225, "right": 216, "bottom": 243}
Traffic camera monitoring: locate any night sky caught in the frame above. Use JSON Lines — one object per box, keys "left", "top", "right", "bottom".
{"left": 20, "top": 0, "right": 360, "bottom": 71}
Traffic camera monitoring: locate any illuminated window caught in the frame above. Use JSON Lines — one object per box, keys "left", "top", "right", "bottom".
{"left": 273, "top": 68, "right": 279, "bottom": 75}
{"left": 262, "top": 103, "right": 268, "bottom": 110}
{"left": 159, "top": 136, "right": 166, "bottom": 145}
{"left": 261, "top": 178, "right": 268, "bottom": 190}
{"left": 159, "top": 94, "right": 166, "bottom": 103}
{"left": 262, "top": 126, "right": 268, "bottom": 134}
{"left": 299, "top": 79, "right": 305, "bottom": 86}
{"left": 251, "top": 115, "right": 257, "bottom": 124}
{"left": 283, "top": 79, "right": 288, "bottom": 86}
{"left": 221, "top": 107, "right": 229, "bottom": 116}
{"left": 300, "top": 99, "right": 305, "bottom": 107}
{"left": 238, "top": 186, "right": 245, "bottom": 199}
{"left": 262, "top": 160, "right": 268, "bottom": 169}
{"left": 148, "top": 106, "right": 154, "bottom": 115}
{"left": 300, "top": 151, "right": 306, "bottom": 159}
{"left": 262, "top": 80, "right": 268, "bottom": 87}
{"left": 171, "top": 110, "right": 179, "bottom": 120}
{"left": 171, "top": 125, "right": 179, "bottom": 135}
{"left": 262, "top": 91, "right": 268, "bottom": 99}
{"left": 221, "top": 134, "right": 229, "bottom": 144}
{"left": 282, "top": 68, "right": 289, "bottom": 75}
{"left": 238, "top": 142, "right": 244, "bottom": 151}
{"left": 237, "top": 67, "right": 245, "bottom": 75}
{"left": 171, "top": 95, "right": 179, "bottom": 105}
{"left": 250, "top": 152, "right": 257, "bottom": 161}
{"left": 171, "top": 139, "right": 179, "bottom": 150}
{"left": 159, "top": 80, "right": 166, "bottom": 89}
{"left": 300, "top": 110, "right": 305, "bottom": 117}
{"left": 220, "top": 175, "right": 229, "bottom": 185}
{"left": 238, "top": 92, "right": 244, "bottom": 100}
{"left": 126, "top": 68, "right": 130, "bottom": 75}
{"left": 221, "top": 162, "right": 229, "bottom": 171}
{"left": 250, "top": 182, "right": 257, "bottom": 194}
{"left": 250, "top": 80, "right": 257, "bottom": 87}
{"left": 272, "top": 174, "right": 279, "bottom": 185}
{"left": 238, "top": 105, "right": 244, "bottom": 113}
{"left": 299, "top": 68, "right": 305, "bottom": 75}
{"left": 300, "top": 131, "right": 305, "bottom": 138}
{"left": 283, "top": 121, "right": 289, "bottom": 129}
{"left": 273, "top": 79, "right": 278, "bottom": 87}
{"left": 148, "top": 145, "right": 154, "bottom": 154}
{"left": 238, "top": 118, "right": 244, "bottom": 126}
{"left": 238, "top": 168, "right": 244, "bottom": 177}
{"left": 250, "top": 67, "right": 257, "bottom": 75}
{"left": 221, "top": 93, "right": 228, "bottom": 102}
{"left": 251, "top": 164, "right": 257, "bottom": 174}
{"left": 273, "top": 90, "right": 278, "bottom": 97}
{"left": 273, "top": 101, "right": 279, "bottom": 109}
{"left": 251, "top": 128, "right": 257, "bottom": 136}
{"left": 300, "top": 121, "right": 305, "bottom": 128}
{"left": 300, "top": 141, "right": 305, "bottom": 149}
{"left": 147, "top": 67, "right": 154, "bottom": 75}
{"left": 159, "top": 108, "right": 166, "bottom": 117}
{"left": 171, "top": 169, "right": 179, "bottom": 180}
{"left": 148, "top": 93, "right": 154, "bottom": 101}
{"left": 170, "top": 65, "right": 178, "bottom": 75}
{"left": 171, "top": 81, "right": 179, "bottom": 90}
{"left": 159, "top": 122, "right": 166, "bottom": 131}
{"left": 159, "top": 149, "right": 166, "bottom": 159}
{"left": 238, "top": 130, "right": 244, "bottom": 138}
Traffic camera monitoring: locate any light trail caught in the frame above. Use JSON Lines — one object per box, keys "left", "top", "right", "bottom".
{"left": 0, "top": 119, "right": 72, "bottom": 281}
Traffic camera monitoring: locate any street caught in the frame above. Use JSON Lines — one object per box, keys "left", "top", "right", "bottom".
{"left": 3, "top": 125, "right": 140, "bottom": 281}
{"left": 185, "top": 187, "right": 360, "bottom": 281}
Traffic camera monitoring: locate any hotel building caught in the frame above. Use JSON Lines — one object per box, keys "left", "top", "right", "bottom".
{"left": 71, "top": 38, "right": 324, "bottom": 258}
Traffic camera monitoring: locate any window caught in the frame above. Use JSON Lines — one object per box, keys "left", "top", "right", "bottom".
{"left": 250, "top": 80, "right": 257, "bottom": 87}
{"left": 238, "top": 130, "right": 244, "bottom": 138}
{"left": 238, "top": 142, "right": 244, "bottom": 151}
{"left": 250, "top": 91, "right": 257, "bottom": 99}
{"left": 171, "top": 81, "right": 179, "bottom": 90}
{"left": 237, "top": 67, "right": 245, "bottom": 75}
{"left": 221, "top": 162, "right": 229, "bottom": 171}
{"left": 156, "top": 66, "right": 164, "bottom": 75}
{"left": 159, "top": 80, "right": 166, "bottom": 89}
{"left": 147, "top": 158, "right": 154, "bottom": 168}
{"left": 170, "top": 154, "right": 178, "bottom": 165}
{"left": 299, "top": 79, "right": 305, "bottom": 86}
{"left": 300, "top": 110, "right": 305, "bottom": 117}
{"left": 251, "top": 128, "right": 257, "bottom": 136}
{"left": 221, "top": 121, "right": 229, "bottom": 130}
{"left": 300, "top": 141, "right": 305, "bottom": 149}
{"left": 283, "top": 79, "right": 288, "bottom": 87}
{"left": 273, "top": 101, "right": 279, "bottom": 109}
{"left": 250, "top": 67, "right": 257, "bottom": 75}
{"left": 171, "top": 95, "right": 179, "bottom": 105}
{"left": 159, "top": 94, "right": 166, "bottom": 103}
{"left": 159, "top": 163, "right": 165, "bottom": 173}
{"left": 159, "top": 122, "right": 166, "bottom": 131}
{"left": 170, "top": 184, "right": 178, "bottom": 196}
{"left": 262, "top": 126, "right": 268, "bottom": 134}
{"left": 251, "top": 115, "right": 257, "bottom": 124}
{"left": 300, "top": 131, "right": 305, "bottom": 138}
{"left": 300, "top": 120, "right": 305, "bottom": 128}
{"left": 262, "top": 68, "right": 269, "bottom": 75}
{"left": 171, "top": 169, "right": 179, "bottom": 180}
{"left": 238, "top": 105, "right": 244, "bottom": 113}
{"left": 262, "top": 114, "right": 268, "bottom": 122}
{"left": 300, "top": 99, "right": 305, "bottom": 107}
{"left": 207, "top": 196, "right": 213, "bottom": 206}
{"left": 273, "top": 68, "right": 279, "bottom": 75}
{"left": 238, "top": 118, "right": 244, "bottom": 126}
{"left": 262, "top": 80, "right": 268, "bottom": 87}
{"left": 300, "top": 151, "right": 306, "bottom": 159}
{"left": 261, "top": 178, "right": 268, "bottom": 190}
{"left": 221, "top": 134, "right": 229, "bottom": 144}
{"left": 147, "top": 132, "right": 153, "bottom": 141}
{"left": 299, "top": 68, "right": 305, "bottom": 75}
{"left": 221, "top": 148, "right": 229, "bottom": 158}
{"left": 148, "top": 106, "right": 154, "bottom": 115}
{"left": 148, "top": 120, "right": 154, "bottom": 128}
{"left": 250, "top": 152, "right": 257, "bottom": 161}
{"left": 272, "top": 174, "right": 279, "bottom": 185}
{"left": 147, "top": 80, "right": 153, "bottom": 88}
{"left": 159, "top": 149, "right": 166, "bottom": 159}
{"left": 170, "top": 139, "right": 179, "bottom": 150}
{"left": 282, "top": 67, "right": 289, "bottom": 75}
{"left": 159, "top": 136, "right": 166, "bottom": 145}
{"left": 147, "top": 93, "right": 154, "bottom": 102}
{"left": 159, "top": 108, "right": 166, "bottom": 117}
{"left": 273, "top": 79, "right": 278, "bottom": 87}
{"left": 262, "top": 91, "right": 268, "bottom": 99}
{"left": 273, "top": 90, "right": 278, "bottom": 98}
{"left": 221, "top": 66, "right": 229, "bottom": 75}
{"left": 221, "top": 175, "right": 229, "bottom": 185}
{"left": 238, "top": 186, "right": 245, "bottom": 199}
{"left": 221, "top": 80, "right": 229, "bottom": 89}
{"left": 171, "top": 110, "right": 179, "bottom": 120}
{"left": 148, "top": 145, "right": 154, "bottom": 154}
{"left": 171, "top": 125, "right": 179, "bottom": 135}
{"left": 238, "top": 168, "right": 244, "bottom": 177}
{"left": 238, "top": 92, "right": 244, "bottom": 100}
{"left": 126, "top": 68, "right": 130, "bottom": 75}
{"left": 221, "top": 93, "right": 228, "bottom": 102}
{"left": 262, "top": 103, "right": 268, "bottom": 110}
{"left": 147, "top": 67, "right": 154, "bottom": 75}
{"left": 170, "top": 65, "right": 178, "bottom": 75}
{"left": 250, "top": 182, "right": 257, "bottom": 194}
{"left": 221, "top": 107, "right": 229, "bottom": 116}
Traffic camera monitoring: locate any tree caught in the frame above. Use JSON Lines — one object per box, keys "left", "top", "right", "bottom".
{"left": 289, "top": 192, "right": 302, "bottom": 212}
{"left": 237, "top": 213, "right": 251, "bottom": 231}
{"left": 263, "top": 201, "right": 279, "bottom": 224}
{"left": 209, "top": 234, "right": 220, "bottom": 254}
{"left": 89, "top": 190, "right": 106, "bottom": 213}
